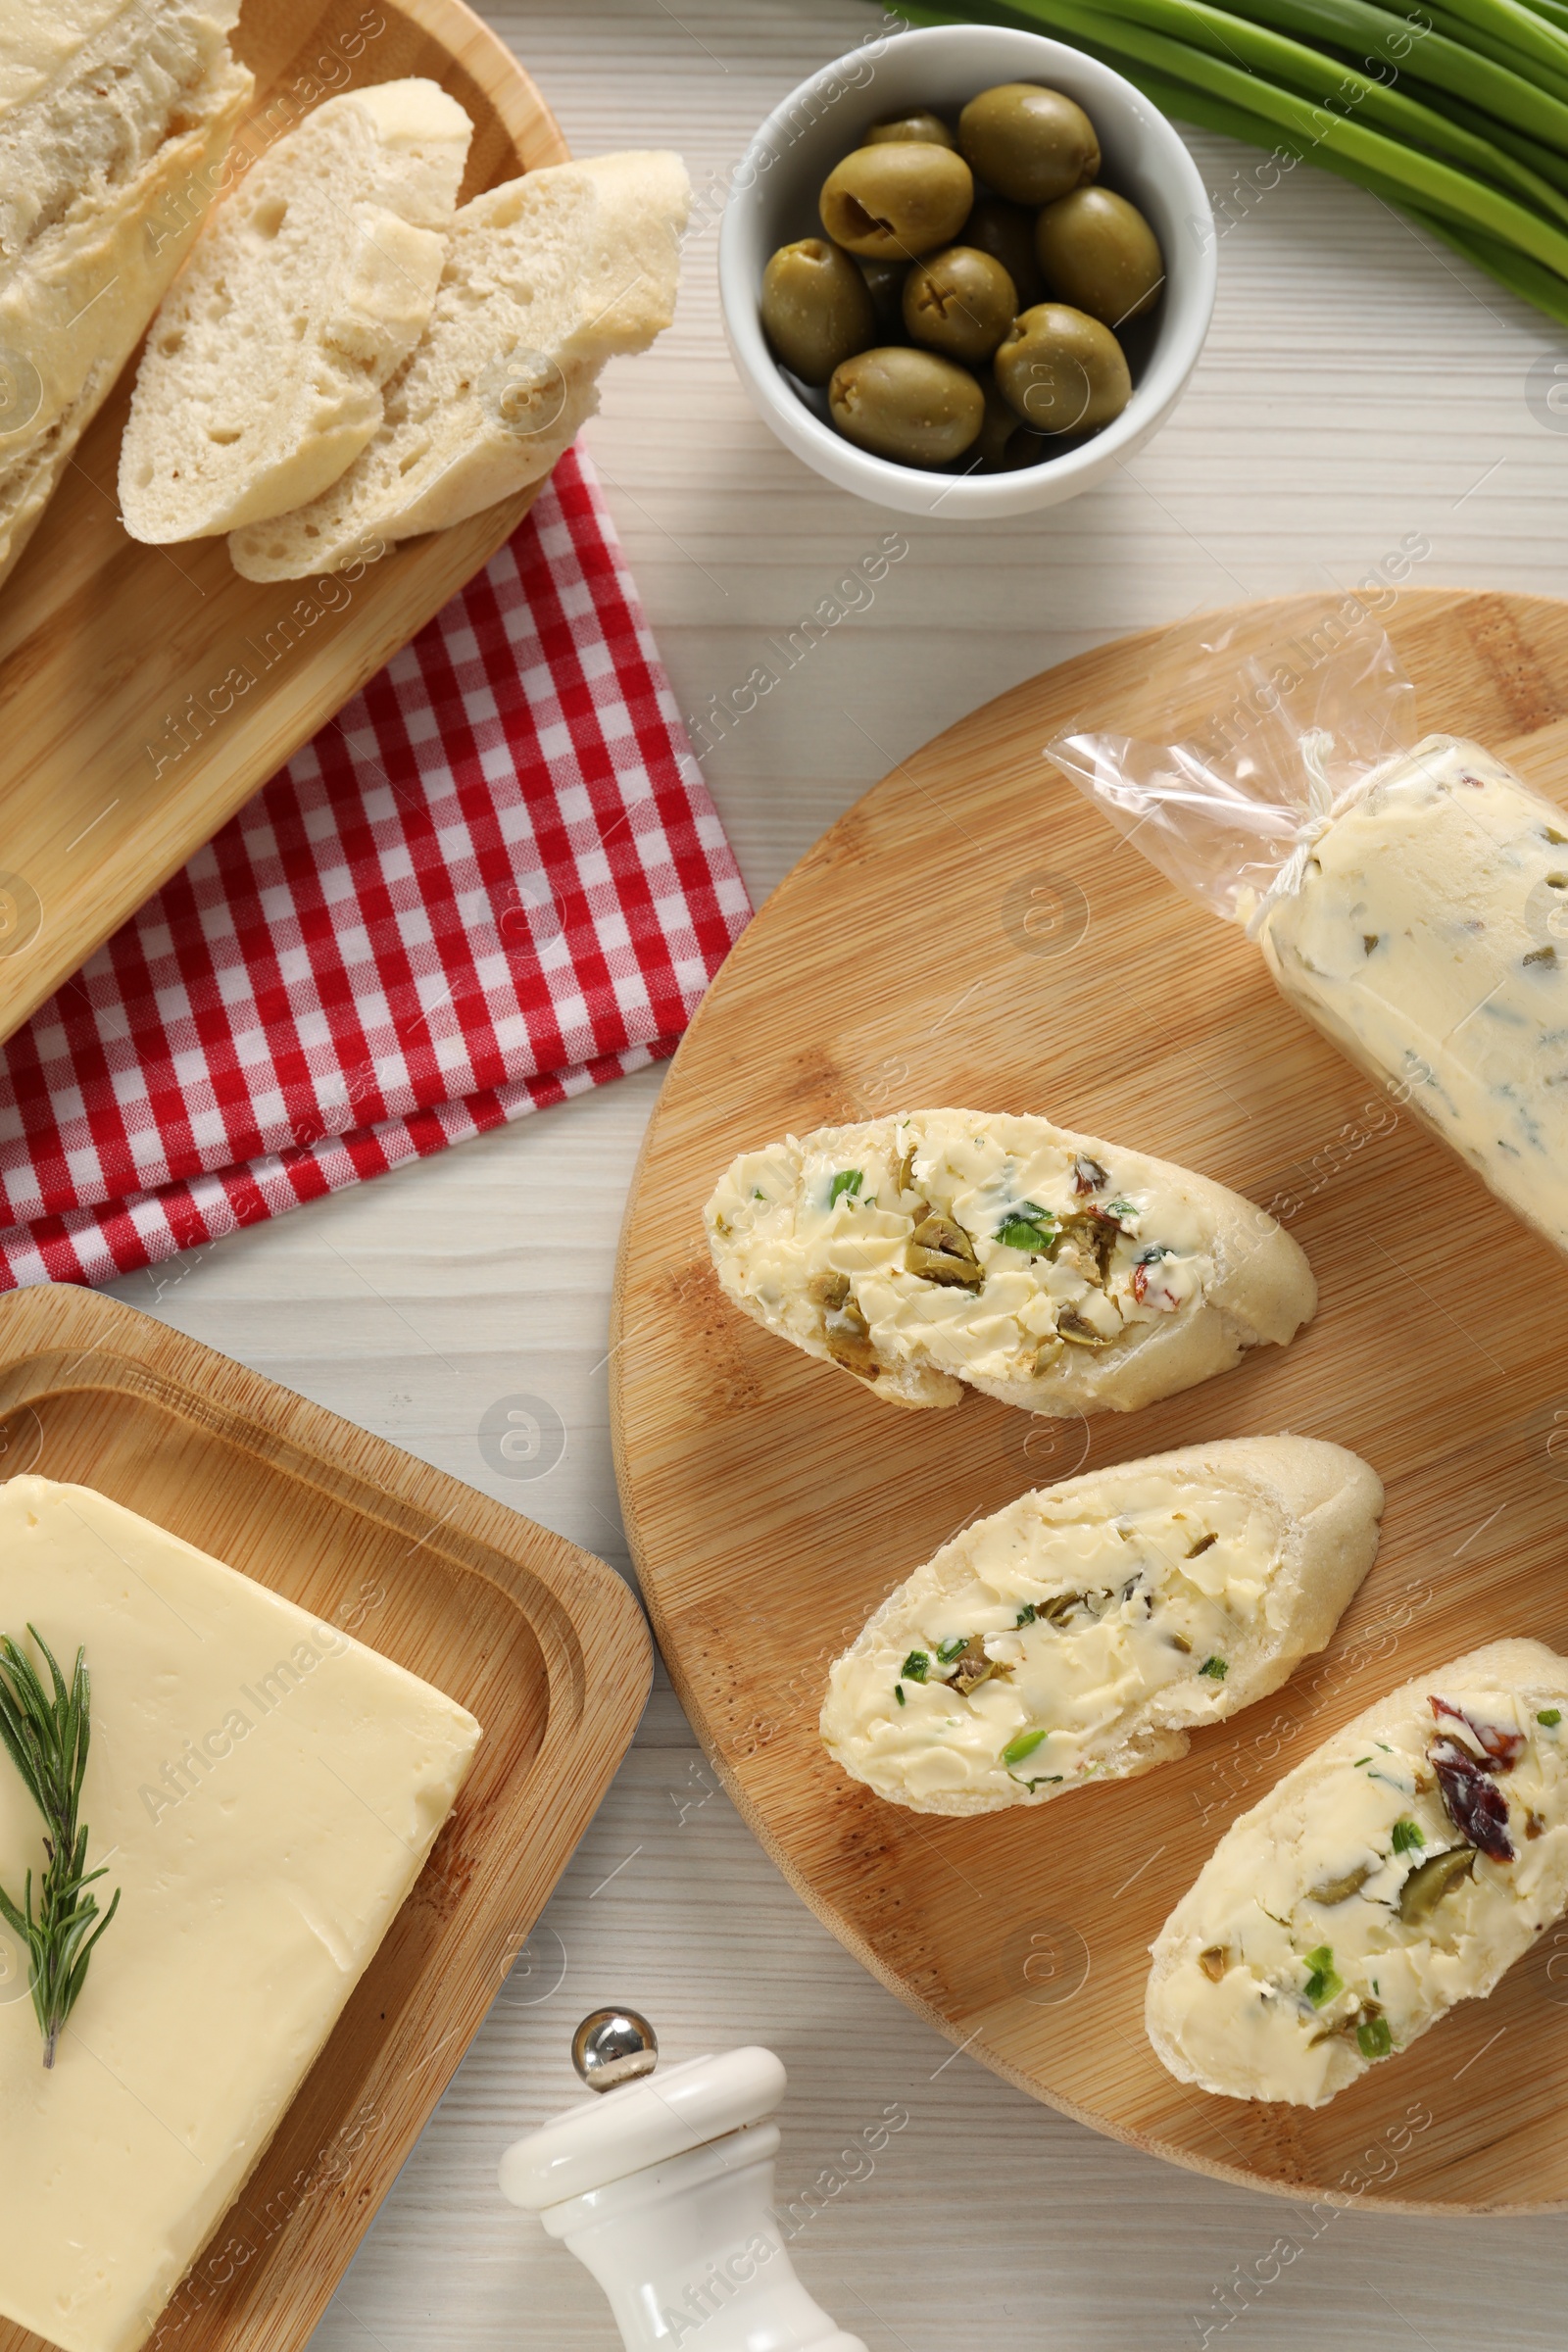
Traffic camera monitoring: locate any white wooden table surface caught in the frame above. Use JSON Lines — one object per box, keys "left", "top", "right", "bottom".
{"left": 104, "top": 2, "right": 1568, "bottom": 2343}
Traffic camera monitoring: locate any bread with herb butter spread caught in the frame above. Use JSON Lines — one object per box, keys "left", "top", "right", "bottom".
{"left": 1147, "top": 1638, "right": 1568, "bottom": 2106}
{"left": 705, "top": 1108, "right": 1315, "bottom": 1415}
{"left": 820, "top": 1436, "right": 1382, "bottom": 1816}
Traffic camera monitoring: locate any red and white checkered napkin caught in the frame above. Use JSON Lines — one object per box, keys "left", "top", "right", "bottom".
{"left": 0, "top": 448, "right": 751, "bottom": 1291}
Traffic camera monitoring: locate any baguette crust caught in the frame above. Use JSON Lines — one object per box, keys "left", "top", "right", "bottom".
{"left": 0, "top": 27, "right": 251, "bottom": 588}
{"left": 1147, "top": 1639, "right": 1568, "bottom": 2105}
{"left": 821, "top": 1437, "right": 1383, "bottom": 1816}
{"left": 706, "top": 1108, "right": 1315, "bottom": 1418}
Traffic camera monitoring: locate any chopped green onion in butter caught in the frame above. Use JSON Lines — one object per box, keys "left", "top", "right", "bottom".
{"left": 1302, "top": 1945, "right": 1344, "bottom": 2007}
{"left": 1356, "top": 2014, "right": 1393, "bottom": 2059}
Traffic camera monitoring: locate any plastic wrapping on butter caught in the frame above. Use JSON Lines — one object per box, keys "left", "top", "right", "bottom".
{"left": 1052, "top": 624, "right": 1568, "bottom": 1255}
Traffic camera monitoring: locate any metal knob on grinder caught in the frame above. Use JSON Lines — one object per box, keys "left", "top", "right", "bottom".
{"left": 572, "top": 2005, "right": 659, "bottom": 2092}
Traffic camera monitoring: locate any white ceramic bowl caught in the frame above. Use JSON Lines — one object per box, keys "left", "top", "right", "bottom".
{"left": 718, "top": 24, "right": 1216, "bottom": 519}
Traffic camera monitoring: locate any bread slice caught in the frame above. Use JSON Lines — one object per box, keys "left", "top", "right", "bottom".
{"left": 228, "top": 150, "right": 690, "bottom": 580}
{"left": 820, "top": 1437, "right": 1382, "bottom": 1817}
{"left": 705, "top": 1108, "right": 1315, "bottom": 1415}
{"left": 0, "top": 0, "right": 252, "bottom": 590}
{"left": 1146, "top": 1638, "right": 1568, "bottom": 2106}
{"left": 119, "top": 78, "right": 473, "bottom": 541}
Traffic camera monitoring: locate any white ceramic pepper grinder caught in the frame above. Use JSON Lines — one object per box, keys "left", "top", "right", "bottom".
{"left": 499, "top": 2006, "right": 868, "bottom": 2352}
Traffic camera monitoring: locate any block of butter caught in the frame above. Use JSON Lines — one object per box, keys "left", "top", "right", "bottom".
{"left": 0, "top": 1476, "right": 481, "bottom": 2352}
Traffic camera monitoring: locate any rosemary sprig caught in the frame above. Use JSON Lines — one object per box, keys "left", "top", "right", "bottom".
{"left": 0, "top": 1627, "right": 120, "bottom": 2067}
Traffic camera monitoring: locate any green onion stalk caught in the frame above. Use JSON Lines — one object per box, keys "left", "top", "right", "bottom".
{"left": 891, "top": 0, "right": 1568, "bottom": 324}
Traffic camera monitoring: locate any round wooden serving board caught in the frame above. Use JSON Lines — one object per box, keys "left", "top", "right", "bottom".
{"left": 612, "top": 587, "right": 1568, "bottom": 2215}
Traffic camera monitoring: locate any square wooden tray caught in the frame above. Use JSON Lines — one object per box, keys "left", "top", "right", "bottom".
{"left": 0, "top": 1282, "right": 650, "bottom": 2352}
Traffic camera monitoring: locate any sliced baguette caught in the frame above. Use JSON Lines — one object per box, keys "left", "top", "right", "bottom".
{"left": 228, "top": 150, "right": 690, "bottom": 580}
{"left": 119, "top": 77, "right": 473, "bottom": 541}
{"left": 0, "top": 0, "right": 252, "bottom": 589}
{"left": 1147, "top": 1638, "right": 1568, "bottom": 2106}
{"left": 820, "top": 1437, "right": 1383, "bottom": 1816}
{"left": 705, "top": 1108, "right": 1315, "bottom": 1415}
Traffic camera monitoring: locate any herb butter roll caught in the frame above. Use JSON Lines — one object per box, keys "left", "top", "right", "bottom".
{"left": 1056, "top": 647, "right": 1568, "bottom": 1262}
{"left": 820, "top": 1437, "right": 1382, "bottom": 1816}
{"left": 705, "top": 1109, "right": 1314, "bottom": 1414}
{"left": 1147, "top": 1639, "right": 1568, "bottom": 2108}
{"left": 1256, "top": 737, "right": 1568, "bottom": 1254}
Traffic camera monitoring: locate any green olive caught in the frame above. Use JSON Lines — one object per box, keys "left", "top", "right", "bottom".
{"left": 829, "top": 346, "right": 985, "bottom": 466}
{"left": 907, "top": 1208, "right": 986, "bottom": 1284}
{"left": 819, "top": 141, "right": 974, "bottom": 261}
{"left": 808, "top": 1271, "right": 880, "bottom": 1378}
{"left": 862, "top": 109, "right": 956, "bottom": 149}
{"left": 1000, "top": 425, "right": 1051, "bottom": 471}
{"left": 1308, "top": 1862, "right": 1375, "bottom": 1906}
{"left": 760, "top": 238, "right": 877, "bottom": 385}
{"left": 961, "top": 197, "right": 1046, "bottom": 309}
{"left": 957, "top": 82, "right": 1100, "bottom": 207}
{"left": 1035, "top": 187, "right": 1164, "bottom": 325}
{"left": 1398, "top": 1845, "right": 1476, "bottom": 1926}
{"left": 903, "top": 244, "right": 1017, "bottom": 365}
{"left": 1057, "top": 1307, "right": 1114, "bottom": 1348}
{"left": 994, "top": 302, "right": 1130, "bottom": 435}
{"left": 972, "top": 374, "right": 1019, "bottom": 469}
{"left": 858, "top": 258, "right": 907, "bottom": 334}
{"left": 972, "top": 379, "right": 1050, "bottom": 472}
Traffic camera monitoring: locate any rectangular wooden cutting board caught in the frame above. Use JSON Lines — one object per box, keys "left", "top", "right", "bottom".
{"left": 0, "top": 1282, "right": 649, "bottom": 2352}
{"left": 0, "top": 0, "right": 568, "bottom": 1051}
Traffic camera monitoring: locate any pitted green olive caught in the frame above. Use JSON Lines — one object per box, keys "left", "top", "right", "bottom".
{"left": 902, "top": 245, "right": 1017, "bottom": 365}
{"left": 760, "top": 238, "right": 877, "bottom": 385}
{"left": 819, "top": 141, "right": 974, "bottom": 261}
{"left": 994, "top": 303, "right": 1130, "bottom": 435}
{"left": 863, "top": 109, "right": 956, "bottom": 149}
{"left": 973, "top": 387, "right": 1049, "bottom": 473}
{"left": 961, "top": 197, "right": 1046, "bottom": 310}
{"left": 973, "top": 374, "right": 1020, "bottom": 469}
{"left": 1035, "top": 187, "right": 1164, "bottom": 325}
{"left": 858, "top": 258, "right": 907, "bottom": 334}
{"left": 957, "top": 82, "right": 1100, "bottom": 207}
{"left": 829, "top": 346, "right": 985, "bottom": 466}
{"left": 1000, "top": 425, "right": 1051, "bottom": 470}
